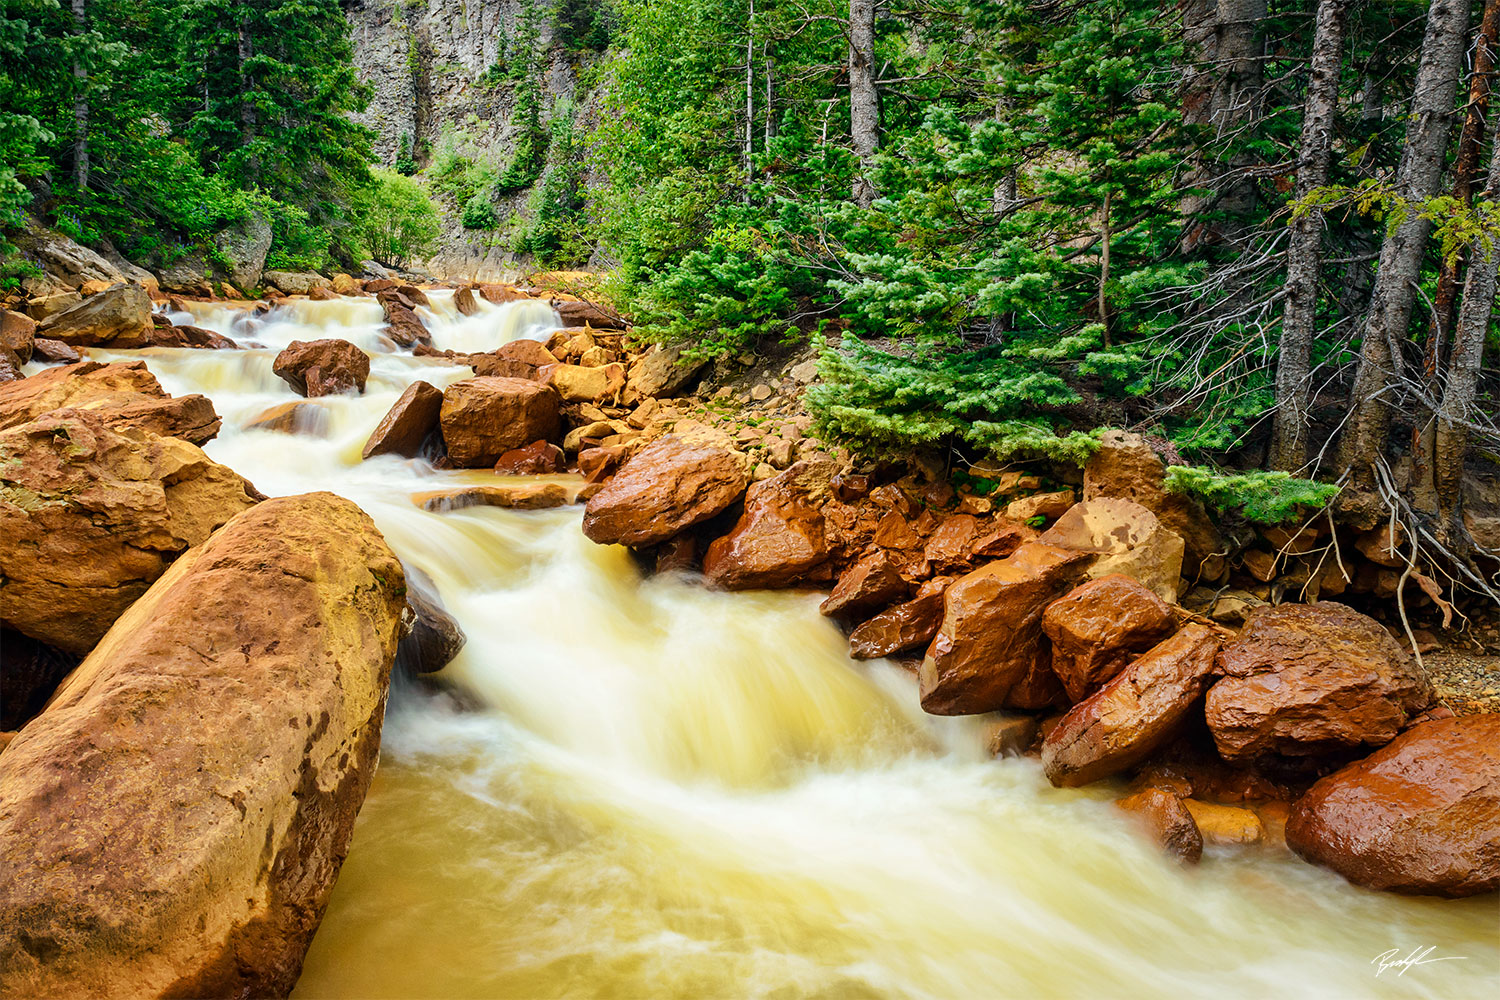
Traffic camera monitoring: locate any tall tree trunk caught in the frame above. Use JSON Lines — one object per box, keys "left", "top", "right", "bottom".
{"left": 1340, "top": 0, "right": 1473, "bottom": 482}
{"left": 1413, "top": 0, "right": 1498, "bottom": 510}
{"left": 1270, "top": 0, "right": 1349, "bottom": 472}
{"left": 745, "top": 0, "right": 755, "bottom": 196}
{"left": 849, "top": 0, "right": 878, "bottom": 207}
{"left": 1434, "top": 111, "right": 1500, "bottom": 510}
{"left": 71, "top": 0, "right": 88, "bottom": 191}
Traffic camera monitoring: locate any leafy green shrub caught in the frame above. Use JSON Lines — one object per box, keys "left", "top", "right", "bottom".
{"left": 1163, "top": 467, "right": 1340, "bottom": 525}
{"left": 461, "top": 191, "right": 499, "bottom": 230}
{"left": 264, "top": 200, "right": 331, "bottom": 272}
{"left": 355, "top": 168, "right": 441, "bottom": 266}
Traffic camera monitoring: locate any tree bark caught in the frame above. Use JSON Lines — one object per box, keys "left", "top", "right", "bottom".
{"left": 1434, "top": 107, "right": 1500, "bottom": 509}
{"left": 1269, "top": 0, "right": 1349, "bottom": 472}
{"left": 1340, "top": 0, "right": 1473, "bottom": 482}
{"left": 849, "top": 0, "right": 878, "bottom": 207}
{"left": 745, "top": 0, "right": 755, "bottom": 196}
{"left": 71, "top": 0, "right": 88, "bottom": 191}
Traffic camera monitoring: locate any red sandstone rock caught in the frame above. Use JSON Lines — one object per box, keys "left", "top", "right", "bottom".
{"left": 1040, "top": 625, "right": 1221, "bottom": 787}
{"left": 0, "top": 360, "right": 221, "bottom": 444}
{"left": 362, "top": 380, "right": 443, "bottom": 459}
{"left": 1116, "top": 788, "right": 1203, "bottom": 864}
{"left": 701, "top": 460, "right": 837, "bottom": 590}
{"left": 272, "top": 338, "right": 370, "bottom": 397}
{"left": 821, "top": 549, "right": 910, "bottom": 617}
{"left": 439, "top": 376, "right": 562, "bottom": 467}
{"left": 453, "top": 286, "right": 479, "bottom": 316}
{"left": 1284, "top": 714, "right": 1499, "bottom": 897}
{"left": 1041, "top": 575, "right": 1178, "bottom": 701}
{"left": 848, "top": 577, "right": 951, "bottom": 659}
{"left": 495, "top": 439, "right": 566, "bottom": 475}
{"left": 1205, "top": 602, "right": 1435, "bottom": 763}
{"left": 922, "top": 514, "right": 982, "bottom": 574}
{"left": 918, "top": 541, "right": 1091, "bottom": 715}
{"left": 581, "top": 436, "right": 748, "bottom": 547}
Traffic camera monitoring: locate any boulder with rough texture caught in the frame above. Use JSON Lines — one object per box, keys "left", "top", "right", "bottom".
{"left": 538, "top": 362, "right": 611, "bottom": 403}
{"left": 1183, "top": 800, "right": 1264, "bottom": 847}
{"left": 0, "top": 353, "right": 19, "bottom": 383}
{"left": 1041, "top": 497, "right": 1184, "bottom": 602}
{"left": 382, "top": 302, "right": 428, "bottom": 347}
{"left": 918, "top": 542, "right": 1091, "bottom": 715}
{"left": 848, "top": 576, "right": 952, "bottom": 660}
{"left": 0, "top": 412, "right": 261, "bottom": 654}
{"left": 1041, "top": 575, "right": 1179, "bottom": 701}
{"left": 626, "top": 343, "right": 707, "bottom": 398}
{"left": 701, "top": 460, "right": 837, "bottom": 590}
{"left": 273, "top": 338, "right": 371, "bottom": 397}
{"left": 1, "top": 310, "right": 35, "bottom": 364}
{"left": 263, "top": 270, "right": 332, "bottom": 295}
{"left": 0, "top": 493, "right": 405, "bottom": 998}
{"left": 1084, "top": 430, "right": 1223, "bottom": 577}
{"left": 1116, "top": 788, "right": 1203, "bottom": 864}
{"left": 30, "top": 337, "right": 82, "bottom": 363}
{"left": 555, "top": 299, "right": 626, "bottom": 329}
{"left": 1205, "top": 602, "right": 1435, "bottom": 762}
{"left": 439, "top": 376, "right": 562, "bottom": 467}
{"left": 821, "top": 549, "right": 909, "bottom": 617}
{"left": 1041, "top": 625, "right": 1221, "bottom": 787}
{"left": 331, "top": 273, "right": 362, "bottom": 296}
{"left": 581, "top": 435, "right": 748, "bottom": 547}
{"left": 36, "top": 282, "right": 152, "bottom": 348}
{"left": 10, "top": 221, "right": 127, "bottom": 297}
{"left": 461, "top": 338, "right": 558, "bottom": 380}
{"left": 0, "top": 360, "right": 221, "bottom": 444}
{"left": 362, "top": 380, "right": 443, "bottom": 459}
{"left": 1005, "top": 489, "right": 1076, "bottom": 523}
{"left": 495, "top": 439, "right": 565, "bottom": 474}
{"left": 1285, "top": 715, "right": 1499, "bottom": 897}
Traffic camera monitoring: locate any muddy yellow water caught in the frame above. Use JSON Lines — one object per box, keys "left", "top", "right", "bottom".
{"left": 72, "top": 294, "right": 1496, "bottom": 999}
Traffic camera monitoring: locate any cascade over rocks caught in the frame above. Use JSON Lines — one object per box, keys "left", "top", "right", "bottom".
{"left": 1285, "top": 714, "right": 1500, "bottom": 897}
{"left": 1042, "top": 575, "right": 1179, "bottom": 701}
{"left": 0, "top": 493, "right": 406, "bottom": 998}
{"left": 582, "top": 435, "right": 749, "bottom": 547}
{"left": 363, "top": 380, "right": 443, "bottom": 459}
{"left": 0, "top": 412, "right": 261, "bottom": 654}
{"left": 1205, "top": 602, "right": 1435, "bottom": 763}
{"left": 918, "top": 541, "right": 1092, "bottom": 715}
{"left": 273, "top": 339, "right": 371, "bottom": 397}
{"left": 0, "top": 360, "right": 222, "bottom": 445}
{"left": 1041, "top": 625, "right": 1221, "bottom": 787}
{"left": 702, "top": 460, "right": 839, "bottom": 590}
{"left": 35, "top": 282, "right": 153, "bottom": 348}
{"left": 439, "top": 376, "right": 562, "bottom": 467}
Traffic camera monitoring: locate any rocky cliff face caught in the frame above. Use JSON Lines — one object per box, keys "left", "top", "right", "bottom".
{"left": 346, "top": 0, "right": 606, "bottom": 281}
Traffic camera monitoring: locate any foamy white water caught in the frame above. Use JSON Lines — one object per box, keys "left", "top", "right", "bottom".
{"left": 75, "top": 298, "right": 1499, "bottom": 999}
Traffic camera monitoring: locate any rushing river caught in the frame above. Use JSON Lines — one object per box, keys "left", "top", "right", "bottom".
{"left": 75, "top": 294, "right": 1497, "bottom": 999}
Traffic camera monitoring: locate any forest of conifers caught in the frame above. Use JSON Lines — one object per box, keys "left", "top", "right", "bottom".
{"left": 3, "top": 1, "right": 1498, "bottom": 578}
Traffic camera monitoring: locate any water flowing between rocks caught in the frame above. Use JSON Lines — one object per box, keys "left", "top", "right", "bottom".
{"left": 86, "top": 294, "right": 1496, "bottom": 999}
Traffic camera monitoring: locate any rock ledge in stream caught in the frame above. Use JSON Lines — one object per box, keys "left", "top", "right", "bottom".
{"left": 0, "top": 360, "right": 222, "bottom": 444}
{"left": 0, "top": 492, "right": 406, "bottom": 998}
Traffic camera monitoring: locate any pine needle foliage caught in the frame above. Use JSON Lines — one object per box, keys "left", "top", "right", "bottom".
{"left": 1163, "top": 467, "right": 1341, "bottom": 525}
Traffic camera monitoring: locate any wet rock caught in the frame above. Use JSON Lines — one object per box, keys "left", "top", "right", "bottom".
{"left": 0, "top": 629, "right": 81, "bottom": 730}
{"left": 582, "top": 436, "right": 748, "bottom": 547}
{"left": 1116, "top": 788, "right": 1203, "bottom": 864}
{"left": 577, "top": 444, "right": 629, "bottom": 482}
{"left": 36, "top": 282, "right": 153, "bottom": 348}
{"left": 0, "top": 412, "right": 261, "bottom": 655}
{"left": 847, "top": 577, "right": 952, "bottom": 660}
{"left": 1084, "top": 430, "right": 1223, "bottom": 578}
{"left": 1285, "top": 715, "right": 1499, "bottom": 897}
{"left": 821, "top": 549, "right": 910, "bottom": 618}
{"left": 0, "top": 360, "right": 221, "bottom": 444}
{"left": 263, "top": 269, "right": 332, "bottom": 295}
{"left": 626, "top": 343, "right": 706, "bottom": 398}
{"left": 453, "top": 286, "right": 479, "bottom": 316}
{"left": 702, "top": 460, "right": 837, "bottom": 590}
{"left": 273, "top": 338, "right": 371, "bottom": 397}
{"left": 1, "top": 310, "right": 35, "bottom": 364}
{"left": 171, "top": 324, "right": 238, "bottom": 350}
{"left": 0, "top": 493, "right": 405, "bottom": 997}
{"left": 398, "top": 586, "right": 467, "bottom": 677}
{"left": 922, "top": 514, "right": 982, "bottom": 575}
{"left": 1205, "top": 602, "right": 1435, "bottom": 763}
{"left": 332, "top": 273, "right": 362, "bottom": 296}
{"left": 495, "top": 439, "right": 566, "bottom": 475}
{"left": 0, "top": 353, "right": 20, "bottom": 383}
{"left": 1040, "top": 625, "right": 1221, "bottom": 787}
{"left": 30, "top": 338, "right": 82, "bottom": 363}
{"left": 1042, "top": 497, "right": 1184, "bottom": 602}
{"left": 416, "top": 482, "right": 571, "bottom": 511}
{"left": 555, "top": 299, "right": 626, "bottom": 329}
{"left": 1182, "top": 800, "right": 1264, "bottom": 847}
{"left": 363, "top": 380, "right": 444, "bottom": 459}
{"left": 245, "top": 401, "right": 329, "bottom": 436}
{"left": 980, "top": 713, "right": 1041, "bottom": 758}
{"left": 478, "top": 282, "right": 527, "bottom": 304}
{"left": 382, "top": 302, "right": 429, "bottom": 347}
{"left": 437, "top": 376, "right": 562, "bottom": 467}
{"left": 308, "top": 285, "right": 339, "bottom": 301}
{"left": 918, "top": 542, "right": 1091, "bottom": 715}
{"left": 1041, "top": 575, "right": 1179, "bottom": 701}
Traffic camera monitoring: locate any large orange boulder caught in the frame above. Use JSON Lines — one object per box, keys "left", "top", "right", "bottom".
{"left": 0, "top": 309, "right": 35, "bottom": 364}
{"left": 0, "top": 412, "right": 261, "bottom": 654}
{"left": 555, "top": 299, "right": 626, "bottom": 329}
{"left": 0, "top": 360, "right": 221, "bottom": 444}
{"left": 1041, "top": 497, "right": 1184, "bottom": 602}
{"left": 1205, "top": 602, "right": 1435, "bottom": 763}
{"left": 1083, "top": 429, "right": 1223, "bottom": 577}
{"left": 1285, "top": 714, "right": 1500, "bottom": 897}
{"left": 702, "top": 460, "right": 836, "bottom": 589}
{"left": 1041, "top": 575, "right": 1178, "bottom": 701}
{"left": 581, "top": 435, "right": 748, "bottom": 547}
{"left": 848, "top": 577, "right": 951, "bottom": 660}
{"left": 1041, "top": 625, "right": 1221, "bottom": 787}
{"left": 820, "top": 549, "right": 909, "bottom": 617}
{"left": 362, "top": 380, "right": 443, "bottom": 459}
{"left": 917, "top": 541, "right": 1090, "bottom": 714}
{"left": 0, "top": 493, "right": 406, "bottom": 997}
{"left": 35, "top": 282, "right": 152, "bottom": 348}
{"left": 272, "top": 338, "right": 371, "bottom": 397}
{"left": 438, "top": 376, "right": 562, "bottom": 467}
